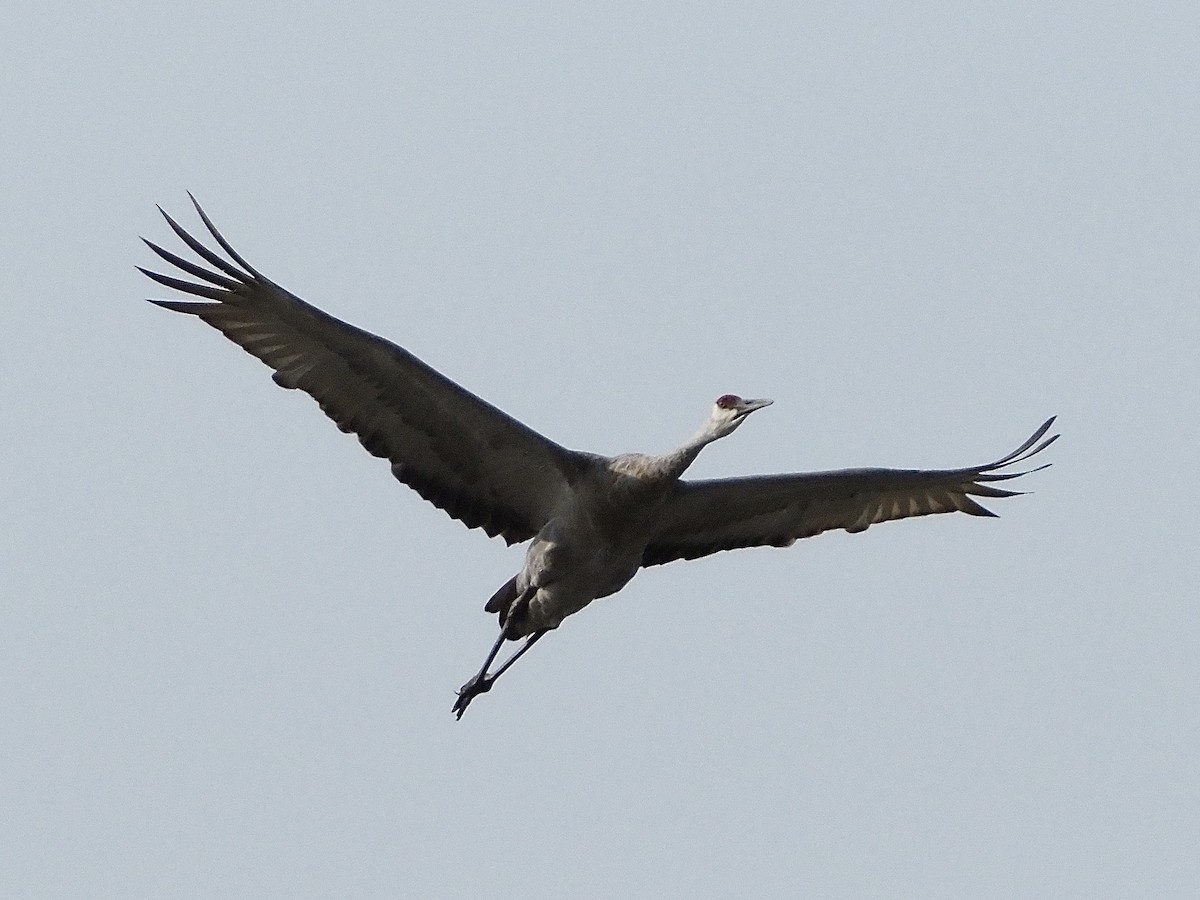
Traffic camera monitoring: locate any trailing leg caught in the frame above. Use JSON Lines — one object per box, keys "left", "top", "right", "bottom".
{"left": 453, "top": 583, "right": 542, "bottom": 719}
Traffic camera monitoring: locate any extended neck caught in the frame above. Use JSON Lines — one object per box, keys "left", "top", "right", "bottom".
{"left": 655, "top": 421, "right": 730, "bottom": 481}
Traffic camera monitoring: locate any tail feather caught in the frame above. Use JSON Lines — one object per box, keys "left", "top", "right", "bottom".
{"left": 484, "top": 576, "right": 519, "bottom": 615}
{"left": 484, "top": 577, "right": 539, "bottom": 638}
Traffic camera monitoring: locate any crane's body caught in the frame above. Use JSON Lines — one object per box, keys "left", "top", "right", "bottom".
{"left": 497, "top": 408, "right": 773, "bottom": 638}
{"left": 141, "top": 197, "right": 1058, "bottom": 718}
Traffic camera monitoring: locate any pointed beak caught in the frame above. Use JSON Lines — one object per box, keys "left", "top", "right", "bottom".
{"left": 740, "top": 398, "right": 773, "bottom": 414}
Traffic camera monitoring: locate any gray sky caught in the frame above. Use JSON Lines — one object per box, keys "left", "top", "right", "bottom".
{"left": 4, "top": 2, "right": 1198, "bottom": 897}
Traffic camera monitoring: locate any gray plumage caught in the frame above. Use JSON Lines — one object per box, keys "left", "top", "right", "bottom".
{"left": 141, "top": 197, "right": 1058, "bottom": 717}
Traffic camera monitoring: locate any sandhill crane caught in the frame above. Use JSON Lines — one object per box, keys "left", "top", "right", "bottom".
{"left": 141, "top": 197, "right": 1058, "bottom": 719}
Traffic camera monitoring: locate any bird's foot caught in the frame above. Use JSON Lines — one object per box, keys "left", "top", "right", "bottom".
{"left": 452, "top": 673, "right": 493, "bottom": 720}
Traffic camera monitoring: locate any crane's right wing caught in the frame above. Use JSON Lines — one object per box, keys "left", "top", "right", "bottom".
{"left": 141, "top": 197, "right": 590, "bottom": 545}
{"left": 641, "top": 418, "right": 1057, "bottom": 566}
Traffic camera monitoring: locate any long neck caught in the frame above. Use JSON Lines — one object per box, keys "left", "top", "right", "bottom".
{"left": 653, "top": 421, "right": 728, "bottom": 481}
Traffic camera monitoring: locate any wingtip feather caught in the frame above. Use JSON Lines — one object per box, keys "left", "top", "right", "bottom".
{"left": 146, "top": 297, "right": 216, "bottom": 314}
{"left": 187, "top": 194, "right": 263, "bottom": 279}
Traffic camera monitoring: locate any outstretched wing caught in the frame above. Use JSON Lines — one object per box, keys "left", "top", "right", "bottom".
{"left": 641, "top": 418, "right": 1057, "bottom": 566}
{"left": 141, "top": 196, "right": 589, "bottom": 544}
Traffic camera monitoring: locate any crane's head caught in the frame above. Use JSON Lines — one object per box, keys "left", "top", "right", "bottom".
{"left": 706, "top": 394, "right": 773, "bottom": 439}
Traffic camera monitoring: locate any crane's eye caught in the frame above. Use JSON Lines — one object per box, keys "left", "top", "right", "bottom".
{"left": 716, "top": 394, "right": 742, "bottom": 409}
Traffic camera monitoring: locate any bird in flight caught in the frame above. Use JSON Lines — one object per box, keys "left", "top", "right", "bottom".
{"left": 141, "top": 196, "right": 1058, "bottom": 718}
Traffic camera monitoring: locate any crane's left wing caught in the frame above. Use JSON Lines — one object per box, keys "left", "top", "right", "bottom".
{"left": 141, "top": 196, "right": 591, "bottom": 545}
{"left": 641, "top": 418, "right": 1057, "bottom": 566}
